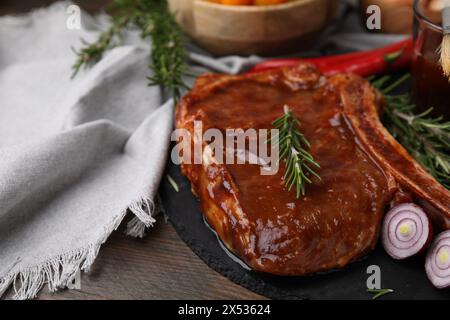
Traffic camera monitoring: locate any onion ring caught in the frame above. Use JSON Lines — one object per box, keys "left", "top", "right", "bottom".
{"left": 381, "top": 203, "right": 432, "bottom": 260}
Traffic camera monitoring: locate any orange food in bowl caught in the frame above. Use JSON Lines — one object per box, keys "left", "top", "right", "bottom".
{"left": 254, "top": 0, "right": 289, "bottom": 4}
{"left": 216, "top": 0, "right": 253, "bottom": 4}
{"left": 207, "top": 0, "right": 290, "bottom": 5}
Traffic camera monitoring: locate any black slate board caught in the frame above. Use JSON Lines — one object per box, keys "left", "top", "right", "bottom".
{"left": 159, "top": 76, "right": 450, "bottom": 300}
{"left": 160, "top": 161, "right": 450, "bottom": 300}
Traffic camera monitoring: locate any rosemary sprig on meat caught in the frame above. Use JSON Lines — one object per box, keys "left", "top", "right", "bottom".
{"left": 374, "top": 75, "right": 450, "bottom": 189}
{"left": 271, "top": 105, "right": 321, "bottom": 198}
{"left": 72, "top": 0, "right": 189, "bottom": 101}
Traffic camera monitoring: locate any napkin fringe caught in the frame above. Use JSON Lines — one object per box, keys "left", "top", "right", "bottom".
{"left": 0, "top": 244, "right": 101, "bottom": 300}
{"left": 126, "top": 216, "right": 148, "bottom": 238}
{"left": 0, "top": 195, "right": 156, "bottom": 299}
{"left": 126, "top": 197, "right": 156, "bottom": 238}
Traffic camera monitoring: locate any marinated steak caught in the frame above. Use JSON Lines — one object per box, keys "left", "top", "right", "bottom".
{"left": 176, "top": 64, "right": 450, "bottom": 276}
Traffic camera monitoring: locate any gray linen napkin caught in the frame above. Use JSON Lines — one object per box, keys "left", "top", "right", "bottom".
{"left": 0, "top": 1, "right": 406, "bottom": 300}
{"left": 0, "top": 2, "right": 174, "bottom": 299}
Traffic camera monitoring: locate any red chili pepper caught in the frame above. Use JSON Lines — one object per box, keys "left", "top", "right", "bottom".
{"left": 248, "top": 38, "right": 413, "bottom": 77}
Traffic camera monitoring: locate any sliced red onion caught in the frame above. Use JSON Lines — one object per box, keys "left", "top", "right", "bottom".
{"left": 426, "top": 231, "right": 450, "bottom": 289}
{"left": 381, "top": 203, "right": 432, "bottom": 260}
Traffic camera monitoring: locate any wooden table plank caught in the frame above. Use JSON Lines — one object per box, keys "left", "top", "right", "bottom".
{"left": 33, "top": 220, "right": 263, "bottom": 300}
{"left": 0, "top": 0, "right": 264, "bottom": 300}
{"left": 4, "top": 218, "right": 263, "bottom": 300}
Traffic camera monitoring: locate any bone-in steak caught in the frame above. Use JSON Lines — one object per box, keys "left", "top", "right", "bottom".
{"left": 176, "top": 64, "right": 450, "bottom": 276}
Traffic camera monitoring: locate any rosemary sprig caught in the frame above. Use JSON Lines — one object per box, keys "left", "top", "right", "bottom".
{"left": 373, "top": 75, "right": 450, "bottom": 189}
{"left": 272, "top": 105, "right": 321, "bottom": 198}
{"left": 71, "top": 0, "right": 189, "bottom": 101}
{"left": 367, "top": 288, "right": 394, "bottom": 300}
{"left": 71, "top": 14, "right": 130, "bottom": 78}
{"left": 137, "top": 0, "right": 189, "bottom": 100}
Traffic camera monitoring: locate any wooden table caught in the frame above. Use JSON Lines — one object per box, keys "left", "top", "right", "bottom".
{"left": 1, "top": 0, "right": 263, "bottom": 300}
{"left": 35, "top": 221, "right": 263, "bottom": 300}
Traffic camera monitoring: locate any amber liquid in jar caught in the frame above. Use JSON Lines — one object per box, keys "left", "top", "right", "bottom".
{"left": 412, "top": 0, "right": 450, "bottom": 121}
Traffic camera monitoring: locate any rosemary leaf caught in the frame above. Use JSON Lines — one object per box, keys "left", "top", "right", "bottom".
{"left": 166, "top": 174, "right": 179, "bottom": 193}
{"left": 367, "top": 288, "right": 394, "bottom": 300}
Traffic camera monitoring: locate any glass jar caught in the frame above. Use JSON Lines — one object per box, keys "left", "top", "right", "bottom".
{"left": 412, "top": 0, "right": 450, "bottom": 120}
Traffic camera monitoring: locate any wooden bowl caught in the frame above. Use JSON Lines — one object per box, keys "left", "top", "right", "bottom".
{"left": 168, "top": 0, "right": 338, "bottom": 56}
